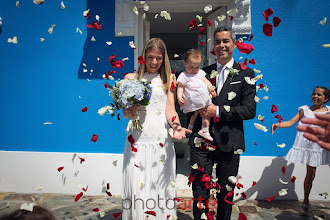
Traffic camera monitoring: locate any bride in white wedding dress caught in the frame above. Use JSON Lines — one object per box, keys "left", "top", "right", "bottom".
{"left": 121, "top": 38, "right": 191, "bottom": 220}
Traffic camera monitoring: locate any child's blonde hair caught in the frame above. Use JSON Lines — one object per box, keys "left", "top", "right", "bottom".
{"left": 182, "top": 48, "right": 202, "bottom": 62}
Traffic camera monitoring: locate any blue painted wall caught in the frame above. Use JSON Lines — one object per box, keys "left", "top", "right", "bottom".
{"left": 0, "top": 0, "right": 329, "bottom": 155}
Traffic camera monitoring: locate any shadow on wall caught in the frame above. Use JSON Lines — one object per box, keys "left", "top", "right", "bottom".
{"left": 240, "top": 157, "right": 298, "bottom": 201}
{"left": 78, "top": 1, "right": 134, "bottom": 80}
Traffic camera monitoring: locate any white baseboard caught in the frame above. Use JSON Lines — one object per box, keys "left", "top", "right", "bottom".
{"left": 0, "top": 151, "right": 329, "bottom": 201}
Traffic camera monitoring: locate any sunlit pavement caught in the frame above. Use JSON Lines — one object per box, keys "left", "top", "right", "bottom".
{"left": 0, "top": 192, "right": 329, "bottom": 219}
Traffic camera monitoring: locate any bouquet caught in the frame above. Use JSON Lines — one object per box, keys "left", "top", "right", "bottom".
{"left": 100, "top": 78, "right": 152, "bottom": 130}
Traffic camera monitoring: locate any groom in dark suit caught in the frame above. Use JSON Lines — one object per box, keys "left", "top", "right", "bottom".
{"left": 189, "top": 26, "right": 256, "bottom": 220}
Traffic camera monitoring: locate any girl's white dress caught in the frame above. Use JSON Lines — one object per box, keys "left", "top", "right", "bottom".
{"left": 177, "top": 69, "right": 211, "bottom": 113}
{"left": 285, "top": 105, "right": 330, "bottom": 167}
{"left": 122, "top": 73, "right": 177, "bottom": 219}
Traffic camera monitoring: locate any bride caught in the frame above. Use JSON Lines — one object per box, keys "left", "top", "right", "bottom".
{"left": 121, "top": 38, "right": 191, "bottom": 219}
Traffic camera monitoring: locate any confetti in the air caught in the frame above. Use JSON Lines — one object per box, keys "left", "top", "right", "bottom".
{"left": 48, "top": 25, "right": 56, "bottom": 34}
{"left": 254, "top": 123, "right": 268, "bottom": 132}
{"left": 204, "top": 5, "right": 212, "bottom": 14}
{"left": 33, "top": 0, "right": 44, "bottom": 5}
{"left": 8, "top": 36, "right": 18, "bottom": 44}
{"left": 320, "top": 17, "right": 327, "bottom": 26}
{"left": 61, "top": 1, "right": 65, "bottom": 9}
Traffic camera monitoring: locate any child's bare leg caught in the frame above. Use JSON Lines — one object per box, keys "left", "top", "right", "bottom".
{"left": 188, "top": 111, "right": 198, "bottom": 130}
{"left": 198, "top": 116, "right": 213, "bottom": 141}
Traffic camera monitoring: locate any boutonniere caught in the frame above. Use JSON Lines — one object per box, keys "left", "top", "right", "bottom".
{"left": 210, "top": 70, "right": 218, "bottom": 85}
{"left": 229, "top": 68, "right": 239, "bottom": 80}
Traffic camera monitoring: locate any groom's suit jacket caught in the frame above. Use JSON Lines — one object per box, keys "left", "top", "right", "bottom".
{"left": 197, "top": 62, "right": 256, "bottom": 152}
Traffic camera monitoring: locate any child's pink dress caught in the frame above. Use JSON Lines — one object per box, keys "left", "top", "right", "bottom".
{"left": 177, "top": 69, "right": 212, "bottom": 113}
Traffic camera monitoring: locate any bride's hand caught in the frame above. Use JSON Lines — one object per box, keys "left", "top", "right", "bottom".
{"left": 173, "top": 127, "right": 192, "bottom": 140}
{"left": 123, "top": 104, "right": 139, "bottom": 119}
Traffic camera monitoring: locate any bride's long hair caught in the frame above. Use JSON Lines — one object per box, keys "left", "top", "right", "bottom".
{"left": 136, "top": 38, "right": 171, "bottom": 91}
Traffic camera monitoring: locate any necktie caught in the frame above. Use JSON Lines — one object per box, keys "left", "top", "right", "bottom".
{"left": 217, "top": 66, "right": 226, "bottom": 95}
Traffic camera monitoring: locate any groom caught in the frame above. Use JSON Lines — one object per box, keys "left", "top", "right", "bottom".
{"left": 189, "top": 26, "right": 256, "bottom": 220}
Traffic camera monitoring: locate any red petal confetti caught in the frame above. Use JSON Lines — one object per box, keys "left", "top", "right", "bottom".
{"left": 74, "top": 192, "right": 83, "bottom": 202}
{"left": 93, "top": 208, "right": 99, "bottom": 212}
{"left": 248, "top": 33, "right": 253, "bottom": 41}
{"left": 106, "top": 191, "right": 112, "bottom": 197}
{"left": 109, "top": 55, "right": 124, "bottom": 68}
{"left": 271, "top": 105, "right": 278, "bottom": 113}
{"left": 291, "top": 176, "right": 296, "bottom": 182}
{"left": 90, "top": 134, "right": 98, "bottom": 142}
{"left": 167, "top": 215, "right": 171, "bottom": 219}
{"left": 207, "top": 19, "right": 212, "bottom": 27}
{"left": 224, "top": 191, "right": 234, "bottom": 205}
{"left": 78, "top": 156, "right": 85, "bottom": 164}
{"left": 258, "top": 83, "right": 264, "bottom": 89}
{"left": 123, "top": 72, "right": 129, "bottom": 76}
{"left": 252, "top": 181, "right": 257, "bottom": 186}
{"left": 57, "top": 166, "right": 64, "bottom": 172}
{"left": 249, "top": 58, "right": 256, "bottom": 65}
{"left": 236, "top": 183, "right": 244, "bottom": 189}
{"left": 107, "top": 183, "right": 110, "bottom": 190}
{"left": 229, "top": 16, "right": 234, "bottom": 21}
{"left": 138, "top": 56, "right": 146, "bottom": 64}
{"left": 199, "top": 27, "right": 206, "bottom": 34}
{"left": 206, "top": 210, "right": 216, "bottom": 220}
{"left": 144, "top": 211, "right": 156, "bottom": 216}
{"left": 238, "top": 61, "right": 248, "bottom": 70}
{"left": 128, "top": 135, "right": 135, "bottom": 144}
{"left": 263, "top": 8, "right": 274, "bottom": 21}
{"left": 241, "top": 192, "right": 247, "bottom": 199}
{"left": 211, "top": 77, "right": 216, "bottom": 86}
{"left": 211, "top": 48, "right": 216, "bottom": 55}
{"left": 273, "top": 16, "right": 281, "bottom": 27}
{"left": 81, "top": 107, "right": 88, "bottom": 112}
{"left": 189, "top": 19, "right": 197, "bottom": 30}
{"left": 104, "top": 82, "right": 110, "bottom": 89}
{"left": 84, "top": 10, "right": 90, "bottom": 18}
{"left": 236, "top": 41, "right": 254, "bottom": 54}
{"left": 263, "top": 23, "right": 273, "bottom": 37}
{"left": 253, "top": 141, "right": 257, "bottom": 145}
{"left": 86, "top": 24, "right": 93, "bottom": 28}
{"left": 131, "top": 145, "right": 138, "bottom": 152}
{"left": 244, "top": 58, "right": 247, "bottom": 66}
{"left": 82, "top": 185, "right": 88, "bottom": 192}
{"left": 171, "top": 116, "right": 176, "bottom": 122}
{"left": 188, "top": 172, "right": 195, "bottom": 186}
{"left": 213, "top": 116, "right": 219, "bottom": 123}
{"left": 112, "top": 213, "right": 122, "bottom": 220}
{"left": 275, "top": 114, "right": 283, "bottom": 123}
{"left": 197, "top": 166, "right": 205, "bottom": 173}
{"left": 117, "top": 113, "right": 120, "bottom": 120}
{"left": 199, "top": 174, "right": 211, "bottom": 182}
{"left": 92, "top": 22, "right": 102, "bottom": 30}
{"left": 199, "top": 41, "right": 204, "bottom": 46}
{"left": 282, "top": 165, "right": 286, "bottom": 174}
{"left": 159, "top": 143, "right": 164, "bottom": 147}
{"left": 171, "top": 81, "right": 176, "bottom": 90}
{"left": 266, "top": 194, "right": 278, "bottom": 202}
{"left": 239, "top": 212, "right": 247, "bottom": 220}
{"left": 134, "top": 164, "right": 140, "bottom": 168}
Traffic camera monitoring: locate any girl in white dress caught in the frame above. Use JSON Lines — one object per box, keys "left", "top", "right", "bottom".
{"left": 272, "top": 86, "right": 330, "bottom": 216}
{"left": 177, "top": 49, "right": 216, "bottom": 141}
{"left": 121, "top": 38, "right": 191, "bottom": 220}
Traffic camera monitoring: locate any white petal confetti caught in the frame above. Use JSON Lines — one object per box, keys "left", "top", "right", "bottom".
{"left": 100, "top": 211, "right": 106, "bottom": 218}
{"left": 212, "top": 163, "right": 217, "bottom": 170}
{"left": 106, "top": 41, "right": 112, "bottom": 45}
{"left": 168, "top": 128, "right": 174, "bottom": 137}
{"left": 76, "top": 27, "right": 82, "bottom": 35}
{"left": 122, "top": 57, "right": 129, "bottom": 61}
{"left": 133, "top": 6, "right": 138, "bottom": 15}
{"left": 20, "top": 203, "right": 35, "bottom": 212}
{"left": 43, "top": 122, "right": 53, "bottom": 125}
{"left": 33, "top": 0, "right": 44, "bottom": 5}
{"left": 257, "top": 115, "right": 264, "bottom": 121}
{"left": 129, "top": 41, "right": 136, "bottom": 49}
{"left": 276, "top": 143, "right": 286, "bottom": 148}
{"left": 264, "top": 85, "right": 269, "bottom": 92}
{"left": 227, "top": 8, "right": 238, "bottom": 17}
{"left": 83, "top": 9, "right": 90, "bottom": 17}
{"left": 191, "top": 163, "right": 198, "bottom": 169}
{"left": 174, "top": 53, "right": 179, "bottom": 58}
{"left": 279, "top": 178, "right": 288, "bottom": 185}
{"left": 224, "top": 105, "right": 231, "bottom": 112}
{"left": 196, "top": 15, "right": 203, "bottom": 22}
{"left": 263, "top": 96, "right": 269, "bottom": 100}
{"left": 143, "top": 4, "right": 149, "bottom": 11}
{"left": 142, "top": 13, "right": 146, "bottom": 20}
{"left": 98, "top": 106, "right": 112, "bottom": 116}
{"left": 48, "top": 25, "right": 56, "bottom": 34}
{"left": 34, "top": 184, "right": 44, "bottom": 191}
{"left": 254, "top": 68, "right": 261, "bottom": 73}
{"left": 278, "top": 189, "right": 288, "bottom": 196}
{"left": 225, "top": 184, "right": 233, "bottom": 192}
{"left": 194, "top": 137, "right": 203, "bottom": 148}
{"left": 227, "top": 91, "right": 236, "bottom": 101}
{"left": 254, "top": 123, "right": 268, "bottom": 132}
{"left": 95, "top": 15, "right": 100, "bottom": 22}
{"left": 160, "top": 10, "right": 171, "bottom": 20}
{"left": 254, "top": 95, "right": 260, "bottom": 103}
{"left": 322, "top": 44, "right": 330, "bottom": 48}
{"left": 91, "top": 36, "right": 96, "bottom": 41}
{"left": 217, "top": 15, "right": 226, "bottom": 22}
{"left": 16, "top": 1, "right": 19, "bottom": 8}
{"left": 97, "top": 57, "right": 100, "bottom": 61}
{"left": 40, "top": 38, "right": 45, "bottom": 42}
{"left": 154, "top": 14, "right": 159, "bottom": 18}
{"left": 239, "top": 56, "right": 243, "bottom": 60}
{"left": 82, "top": 63, "right": 87, "bottom": 67}
{"left": 253, "top": 74, "right": 263, "bottom": 81}
{"left": 170, "top": 179, "right": 176, "bottom": 188}
{"left": 244, "top": 76, "right": 256, "bottom": 85}
{"left": 228, "top": 176, "right": 238, "bottom": 184}
{"left": 61, "top": 1, "right": 65, "bottom": 9}
{"left": 234, "top": 149, "right": 243, "bottom": 154}
{"left": 204, "top": 5, "right": 212, "bottom": 14}
{"left": 201, "top": 213, "right": 208, "bottom": 220}
{"left": 87, "top": 78, "right": 91, "bottom": 82}
{"left": 83, "top": 69, "right": 88, "bottom": 73}
{"left": 320, "top": 17, "right": 327, "bottom": 26}
{"left": 8, "top": 36, "right": 18, "bottom": 44}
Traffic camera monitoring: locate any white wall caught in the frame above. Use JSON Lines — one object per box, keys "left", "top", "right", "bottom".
{"left": 0, "top": 151, "right": 329, "bottom": 201}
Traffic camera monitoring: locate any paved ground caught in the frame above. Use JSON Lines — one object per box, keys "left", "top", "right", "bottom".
{"left": 0, "top": 192, "right": 329, "bottom": 219}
